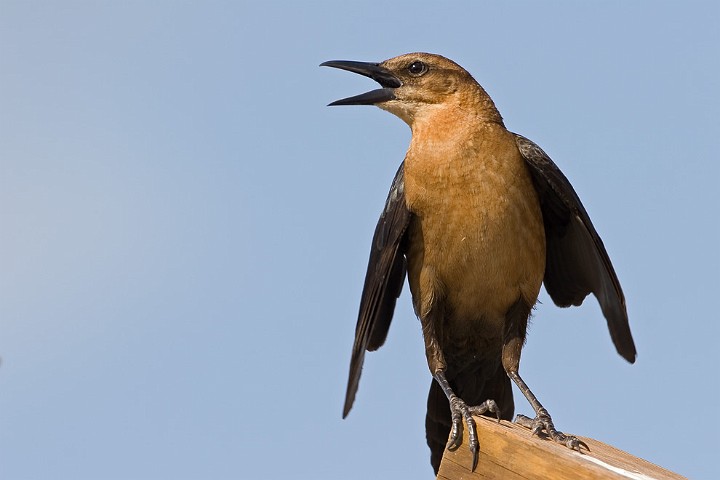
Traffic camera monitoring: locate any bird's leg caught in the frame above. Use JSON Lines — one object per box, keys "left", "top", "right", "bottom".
{"left": 423, "top": 309, "right": 500, "bottom": 472}
{"left": 432, "top": 370, "right": 501, "bottom": 471}
{"left": 502, "top": 299, "right": 588, "bottom": 451}
{"left": 508, "top": 371, "right": 589, "bottom": 451}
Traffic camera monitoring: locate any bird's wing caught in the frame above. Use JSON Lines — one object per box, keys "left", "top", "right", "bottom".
{"left": 344, "top": 163, "right": 412, "bottom": 417}
{"left": 514, "top": 134, "right": 636, "bottom": 363}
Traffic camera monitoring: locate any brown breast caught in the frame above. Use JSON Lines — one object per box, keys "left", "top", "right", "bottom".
{"left": 404, "top": 122, "right": 545, "bottom": 342}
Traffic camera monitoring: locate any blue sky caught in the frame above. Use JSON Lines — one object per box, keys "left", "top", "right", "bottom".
{"left": 1, "top": 1, "right": 718, "bottom": 479}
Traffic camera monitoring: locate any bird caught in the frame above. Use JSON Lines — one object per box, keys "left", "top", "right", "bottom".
{"left": 321, "top": 53, "right": 636, "bottom": 474}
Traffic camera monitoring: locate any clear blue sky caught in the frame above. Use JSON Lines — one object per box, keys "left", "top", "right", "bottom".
{"left": 1, "top": 2, "right": 718, "bottom": 479}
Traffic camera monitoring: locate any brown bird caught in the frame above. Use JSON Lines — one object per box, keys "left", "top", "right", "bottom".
{"left": 321, "top": 53, "right": 636, "bottom": 474}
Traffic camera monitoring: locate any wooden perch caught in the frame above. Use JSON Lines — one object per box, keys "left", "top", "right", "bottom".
{"left": 437, "top": 416, "right": 685, "bottom": 480}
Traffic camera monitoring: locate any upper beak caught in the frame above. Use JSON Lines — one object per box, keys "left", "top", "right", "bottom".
{"left": 320, "top": 60, "right": 401, "bottom": 106}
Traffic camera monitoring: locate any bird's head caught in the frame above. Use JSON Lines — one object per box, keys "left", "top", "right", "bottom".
{"left": 321, "top": 52, "right": 501, "bottom": 126}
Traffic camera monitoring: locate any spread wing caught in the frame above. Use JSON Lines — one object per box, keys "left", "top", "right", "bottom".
{"left": 515, "top": 134, "right": 636, "bottom": 363}
{"left": 343, "top": 163, "right": 412, "bottom": 417}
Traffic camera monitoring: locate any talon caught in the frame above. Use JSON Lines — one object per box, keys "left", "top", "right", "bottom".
{"left": 445, "top": 396, "right": 497, "bottom": 471}
{"left": 446, "top": 400, "right": 464, "bottom": 451}
{"left": 468, "top": 399, "right": 500, "bottom": 421}
{"left": 550, "top": 431, "right": 588, "bottom": 452}
{"left": 569, "top": 438, "right": 590, "bottom": 452}
{"left": 513, "top": 414, "right": 533, "bottom": 429}
{"left": 465, "top": 415, "right": 478, "bottom": 453}
{"left": 465, "top": 414, "right": 478, "bottom": 472}
{"left": 515, "top": 411, "right": 589, "bottom": 452}
{"left": 470, "top": 443, "right": 479, "bottom": 472}
{"left": 447, "top": 424, "right": 462, "bottom": 450}
{"left": 446, "top": 433, "right": 462, "bottom": 451}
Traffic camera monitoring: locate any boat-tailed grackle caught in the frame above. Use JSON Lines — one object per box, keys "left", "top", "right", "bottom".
{"left": 321, "top": 53, "right": 636, "bottom": 474}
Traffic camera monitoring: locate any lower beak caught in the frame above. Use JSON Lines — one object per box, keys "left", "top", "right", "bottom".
{"left": 320, "top": 60, "right": 401, "bottom": 106}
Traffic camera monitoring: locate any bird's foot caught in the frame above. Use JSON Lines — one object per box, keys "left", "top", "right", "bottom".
{"left": 514, "top": 410, "right": 589, "bottom": 451}
{"left": 446, "top": 397, "right": 501, "bottom": 472}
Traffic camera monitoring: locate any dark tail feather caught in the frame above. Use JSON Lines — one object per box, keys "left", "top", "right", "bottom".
{"left": 425, "top": 363, "right": 515, "bottom": 474}
{"left": 426, "top": 379, "right": 450, "bottom": 474}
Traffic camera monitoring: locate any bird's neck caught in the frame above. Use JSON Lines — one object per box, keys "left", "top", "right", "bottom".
{"left": 409, "top": 97, "right": 503, "bottom": 153}
{"left": 411, "top": 88, "right": 503, "bottom": 138}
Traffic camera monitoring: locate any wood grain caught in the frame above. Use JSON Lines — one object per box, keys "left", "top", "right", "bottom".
{"left": 436, "top": 416, "right": 685, "bottom": 480}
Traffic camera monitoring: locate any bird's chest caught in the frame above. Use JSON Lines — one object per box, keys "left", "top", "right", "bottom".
{"left": 403, "top": 138, "right": 545, "bottom": 336}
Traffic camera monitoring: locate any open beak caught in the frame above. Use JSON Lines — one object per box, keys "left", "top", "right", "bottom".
{"left": 320, "top": 60, "right": 401, "bottom": 106}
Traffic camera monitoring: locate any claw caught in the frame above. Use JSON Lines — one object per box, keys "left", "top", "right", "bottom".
{"left": 514, "top": 412, "right": 590, "bottom": 452}
{"left": 445, "top": 396, "right": 495, "bottom": 472}
{"left": 465, "top": 414, "right": 478, "bottom": 472}
{"left": 446, "top": 403, "right": 464, "bottom": 450}
{"left": 446, "top": 423, "right": 462, "bottom": 450}
{"left": 553, "top": 432, "right": 590, "bottom": 452}
{"left": 470, "top": 442, "right": 478, "bottom": 472}
{"left": 569, "top": 438, "right": 590, "bottom": 451}
{"left": 513, "top": 413, "right": 533, "bottom": 429}
{"left": 468, "top": 399, "right": 501, "bottom": 422}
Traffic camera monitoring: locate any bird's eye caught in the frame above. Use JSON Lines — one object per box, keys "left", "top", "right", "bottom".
{"left": 408, "top": 61, "right": 428, "bottom": 76}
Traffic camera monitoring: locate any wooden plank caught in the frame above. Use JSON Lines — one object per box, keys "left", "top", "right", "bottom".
{"left": 436, "top": 416, "right": 685, "bottom": 480}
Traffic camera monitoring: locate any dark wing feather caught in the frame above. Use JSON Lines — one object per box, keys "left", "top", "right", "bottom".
{"left": 343, "top": 163, "right": 412, "bottom": 417}
{"left": 515, "top": 134, "right": 636, "bottom": 363}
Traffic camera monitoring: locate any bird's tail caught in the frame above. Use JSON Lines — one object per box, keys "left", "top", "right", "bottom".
{"left": 425, "top": 363, "right": 514, "bottom": 474}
